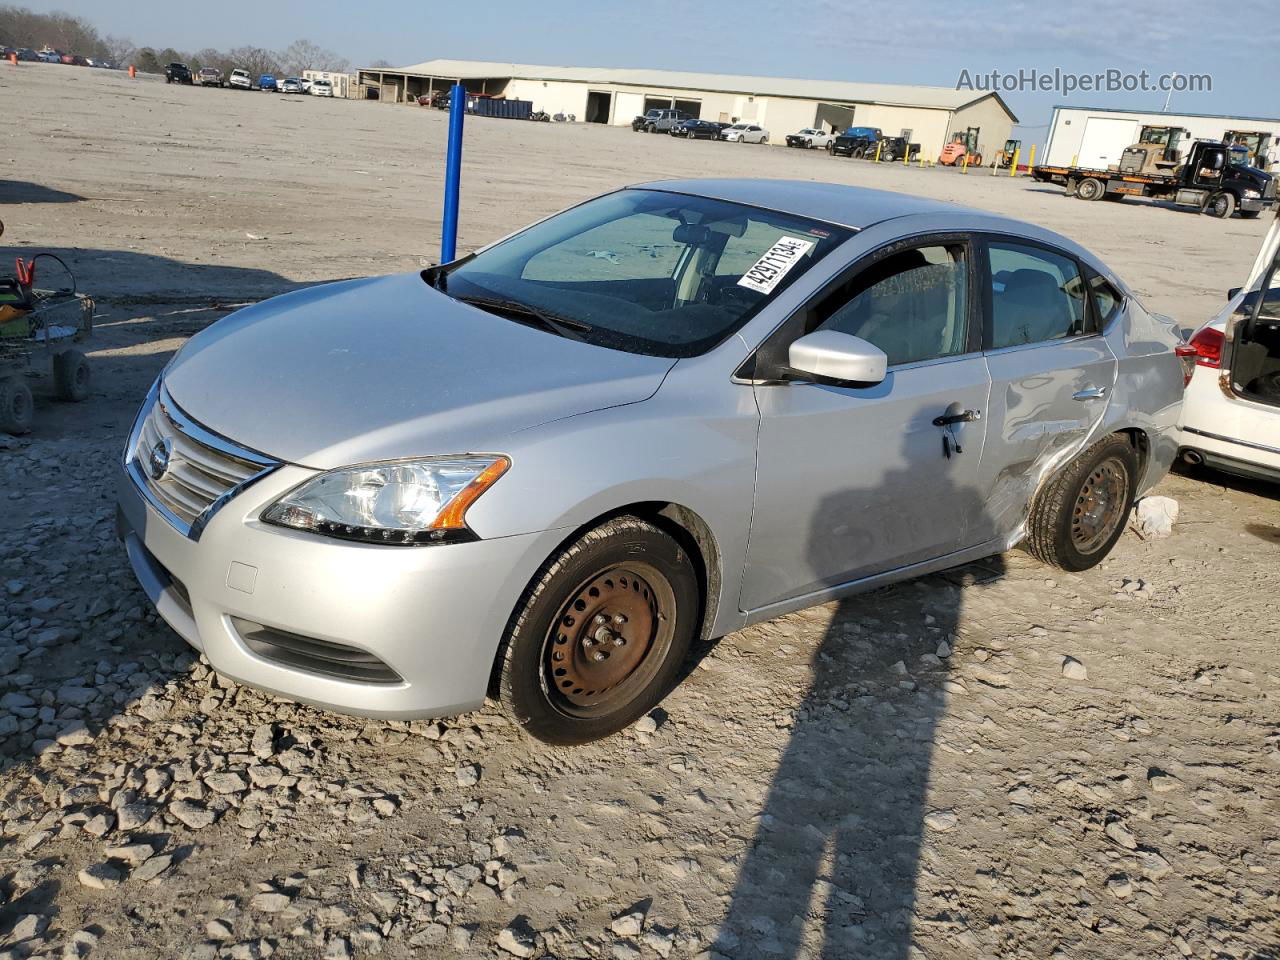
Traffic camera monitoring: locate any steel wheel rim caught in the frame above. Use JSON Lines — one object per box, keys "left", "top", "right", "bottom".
{"left": 542, "top": 562, "right": 675, "bottom": 719}
{"left": 1071, "top": 456, "right": 1129, "bottom": 554}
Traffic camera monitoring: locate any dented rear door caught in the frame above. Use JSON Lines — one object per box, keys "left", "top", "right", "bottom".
{"left": 972, "top": 236, "right": 1118, "bottom": 544}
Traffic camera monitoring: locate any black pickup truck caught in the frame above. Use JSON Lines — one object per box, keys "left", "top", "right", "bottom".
{"left": 876, "top": 136, "right": 920, "bottom": 162}
{"left": 165, "top": 62, "right": 193, "bottom": 84}
{"left": 829, "top": 126, "right": 883, "bottom": 158}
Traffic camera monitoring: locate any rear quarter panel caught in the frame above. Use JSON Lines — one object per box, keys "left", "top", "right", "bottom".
{"left": 1100, "top": 298, "right": 1184, "bottom": 495}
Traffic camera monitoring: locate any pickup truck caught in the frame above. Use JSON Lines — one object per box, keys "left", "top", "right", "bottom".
{"left": 197, "top": 67, "right": 223, "bottom": 87}
{"left": 164, "top": 62, "right": 193, "bottom": 85}
{"left": 829, "top": 126, "right": 883, "bottom": 158}
{"left": 228, "top": 69, "right": 253, "bottom": 90}
{"left": 785, "top": 128, "right": 835, "bottom": 149}
{"left": 634, "top": 109, "right": 689, "bottom": 133}
{"left": 877, "top": 136, "right": 921, "bottom": 163}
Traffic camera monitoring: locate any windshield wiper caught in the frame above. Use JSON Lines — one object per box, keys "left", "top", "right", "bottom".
{"left": 456, "top": 295, "right": 593, "bottom": 339}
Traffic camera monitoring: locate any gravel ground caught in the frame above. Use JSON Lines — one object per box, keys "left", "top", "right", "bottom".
{"left": 2, "top": 63, "right": 1279, "bottom": 960}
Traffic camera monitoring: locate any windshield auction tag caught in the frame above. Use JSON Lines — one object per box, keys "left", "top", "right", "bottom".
{"left": 738, "top": 236, "right": 816, "bottom": 295}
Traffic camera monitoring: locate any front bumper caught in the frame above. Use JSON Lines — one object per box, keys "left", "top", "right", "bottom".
{"left": 117, "top": 463, "right": 567, "bottom": 719}
{"left": 1239, "top": 195, "right": 1273, "bottom": 214}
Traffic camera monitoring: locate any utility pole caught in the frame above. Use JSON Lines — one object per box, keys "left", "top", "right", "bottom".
{"left": 1162, "top": 73, "right": 1179, "bottom": 112}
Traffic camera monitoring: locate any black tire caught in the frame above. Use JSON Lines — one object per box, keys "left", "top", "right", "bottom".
{"left": 497, "top": 516, "right": 700, "bottom": 745}
{"left": 825, "top": 141, "right": 834, "bottom": 154}
{"left": 1024, "top": 434, "right": 1138, "bottom": 571}
{"left": 1076, "top": 177, "right": 1106, "bottom": 201}
{"left": 852, "top": 147, "right": 865, "bottom": 159}
{"left": 0, "top": 376, "right": 34, "bottom": 435}
{"left": 53, "top": 348, "right": 90, "bottom": 402}
{"left": 1239, "top": 209, "right": 1261, "bottom": 219}
{"left": 1207, "top": 192, "right": 1236, "bottom": 219}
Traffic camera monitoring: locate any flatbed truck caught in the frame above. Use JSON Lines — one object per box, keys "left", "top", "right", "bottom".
{"left": 1032, "top": 139, "right": 1275, "bottom": 220}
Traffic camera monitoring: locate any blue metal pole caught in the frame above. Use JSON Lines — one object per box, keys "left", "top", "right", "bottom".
{"left": 441, "top": 82, "right": 466, "bottom": 263}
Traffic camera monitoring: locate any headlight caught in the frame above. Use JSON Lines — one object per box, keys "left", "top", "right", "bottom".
{"left": 1243, "top": 188, "right": 1261, "bottom": 199}
{"left": 262, "top": 456, "right": 509, "bottom": 545}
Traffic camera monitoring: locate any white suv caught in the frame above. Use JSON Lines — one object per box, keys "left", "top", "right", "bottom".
{"left": 311, "top": 79, "right": 333, "bottom": 97}
{"left": 1174, "top": 283, "right": 1280, "bottom": 482}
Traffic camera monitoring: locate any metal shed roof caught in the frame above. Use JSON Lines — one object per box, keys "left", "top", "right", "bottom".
{"left": 364, "top": 59, "right": 1017, "bottom": 120}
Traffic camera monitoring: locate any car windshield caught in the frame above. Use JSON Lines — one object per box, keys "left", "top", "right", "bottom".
{"left": 430, "top": 188, "right": 850, "bottom": 358}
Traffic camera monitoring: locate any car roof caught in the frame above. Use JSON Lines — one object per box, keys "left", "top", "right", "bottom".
{"left": 632, "top": 178, "right": 1111, "bottom": 271}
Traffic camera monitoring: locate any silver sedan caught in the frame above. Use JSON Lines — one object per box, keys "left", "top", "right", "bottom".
{"left": 117, "top": 180, "right": 1185, "bottom": 744}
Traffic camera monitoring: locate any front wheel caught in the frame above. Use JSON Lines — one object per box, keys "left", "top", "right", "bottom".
{"left": 497, "top": 517, "right": 700, "bottom": 745}
{"left": 1207, "top": 192, "right": 1236, "bottom": 218}
{"left": 1024, "top": 434, "right": 1137, "bottom": 571}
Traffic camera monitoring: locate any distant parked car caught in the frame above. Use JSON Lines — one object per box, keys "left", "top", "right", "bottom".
{"left": 228, "top": 69, "right": 253, "bottom": 90}
{"left": 36, "top": 50, "right": 61, "bottom": 63}
{"left": 785, "top": 128, "right": 834, "bottom": 150}
{"left": 197, "top": 67, "right": 224, "bottom": 87}
{"left": 165, "top": 62, "right": 193, "bottom": 84}
{"left": 670, "top": 119, "right": 722, "bottom": 140}
{"left": 311, "top": 78, "right": 333, "bottom": 97}
{"left": 632, "top": 108, "right": 662, "bottom": 131}
{"left": 723, "top": 123, "right": 769, "bottom": 144}
{"left": 280, "top": 77, "right": 304, "bottom": 94}
{"left": 830, "top": 126, "right": 883, "bottom": 158}
{"left": 299, "top": 78, "right": 313, "bottom": 93}
{"left": 877, "top": 136, "right": 921, "bottom": 163}
{"left": 258, "top": 74, "right": 277, "bottom": 91}
{"left": 641, "top": 109, "right": 689, "bottom": 133}
{"left": 15, "top": 48, "right": 38, "bottom": 62}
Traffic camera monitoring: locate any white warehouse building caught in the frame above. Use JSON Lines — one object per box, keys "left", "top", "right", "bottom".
{"left": 356, "top": 59, "right": 1017, "bottom": 160}
{"left": 1043, "top": 105, "right": 1280, "bottom": 171}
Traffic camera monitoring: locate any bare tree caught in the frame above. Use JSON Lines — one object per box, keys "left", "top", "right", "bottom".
{"left": 226, "top": 45, "right": 280, "bottom": 78}
{"left": 102, "top": 33, "right": 136, "bottom": 65}
{"left": 368, "top": 59, "right": 394, "bottom": 69}
{"left": 279, "top": 38, "right": 348, "bottom": 75}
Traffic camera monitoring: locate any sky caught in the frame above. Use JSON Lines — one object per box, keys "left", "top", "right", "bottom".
{"left": 31, "top": 0, "right": 1280, "bottom": 130}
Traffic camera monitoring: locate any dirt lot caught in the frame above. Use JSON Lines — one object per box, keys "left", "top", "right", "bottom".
{"left": 1, "top": 63, "right": 1279, "bottom": 960}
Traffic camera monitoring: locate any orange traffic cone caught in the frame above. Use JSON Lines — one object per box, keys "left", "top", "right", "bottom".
{"left": 129, "top": 64, "right": 136, "bottom": 78}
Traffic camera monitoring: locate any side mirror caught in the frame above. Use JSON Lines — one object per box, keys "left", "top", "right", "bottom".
{"left": 787, "top": 330, "right": 887, "bottom": 386}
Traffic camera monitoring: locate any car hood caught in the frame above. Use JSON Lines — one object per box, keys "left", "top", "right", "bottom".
{"left": 163, "top": 273, "right": 676, "bottom": 469}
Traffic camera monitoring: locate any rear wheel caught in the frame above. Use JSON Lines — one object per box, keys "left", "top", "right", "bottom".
{"left": 1076, "top": 177, "right": 1106, "bottom": 201}
{"left": 1024, "top": 434, "right": 1137, "bottom": 571}
{"left": 498, "top": 517, "right": 700, "bottom": 745}
{"left": 0, "top": 376, "right": 34, "bottom": 435}
{"left": 1207, "top": 192, "right": 1236, "bottom": 218}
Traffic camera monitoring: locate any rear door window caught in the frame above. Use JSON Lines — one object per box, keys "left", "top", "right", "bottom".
{"left": 987, "top": 242, "right": 1090, "bottom": 348}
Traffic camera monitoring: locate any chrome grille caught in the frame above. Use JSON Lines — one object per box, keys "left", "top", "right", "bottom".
{"left": 126, "top": 384, "right": 278, "bottom": 538}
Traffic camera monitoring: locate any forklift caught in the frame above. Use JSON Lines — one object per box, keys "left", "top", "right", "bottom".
{"left": 994, "top": 138, "right": 1021, "bottom": 169}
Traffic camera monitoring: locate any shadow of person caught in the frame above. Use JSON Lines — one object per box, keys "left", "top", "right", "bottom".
{"left": 714, "top": 431, "right": 1007, "bottom": 959}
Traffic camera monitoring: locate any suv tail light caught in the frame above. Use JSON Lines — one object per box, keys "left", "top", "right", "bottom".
{"left": 1176, "top": 327, "right": 1225, "bottom": 386}
{"left": 1187, "top": 327, "right": 1225, "bottom": 368}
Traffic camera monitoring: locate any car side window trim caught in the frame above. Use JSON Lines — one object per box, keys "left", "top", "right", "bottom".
{"left": 975, "top": 233, "right": 1104, "bottom": 353}
{"left": 737, "top": 232, "right": 980, "bottom": 383}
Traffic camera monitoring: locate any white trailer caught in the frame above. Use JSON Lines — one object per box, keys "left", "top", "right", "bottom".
{"left": 1043, "top": 106, "right": 1280, "bottom": 171}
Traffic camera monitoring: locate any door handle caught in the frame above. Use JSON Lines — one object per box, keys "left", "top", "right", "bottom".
{"left": 1073, "top": 386, "right": 1109, "bottom": 401}
{"left": 932, "top": 409, "right": 982, "bottom": 426}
